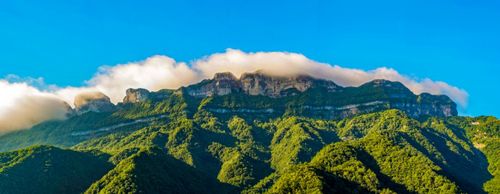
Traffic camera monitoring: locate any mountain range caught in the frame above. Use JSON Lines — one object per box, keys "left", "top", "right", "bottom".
{"left": 0, "top": 71, "right": 498, "bottom": 194}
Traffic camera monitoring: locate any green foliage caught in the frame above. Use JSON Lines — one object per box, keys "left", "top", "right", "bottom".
{"left": 446, "top": 116, "right": 500, "bottom": 193}
{"left": 0, "top": 90, "right": 498, "bottom": 194}
{"left": 270, "top": 117, "right": 337, "bottom": 172}
{"left": 360, "top": 131, "right": 459, "bottom": 194}
{"left": 252, "top": 110, "right": 478, "bottom": 193}
{"left": 0, "top": 92, "right": 188, "bottom": 152}
{"left": 85, "top": 147, "right": 230, "bottom": 194}
{"left": 217, "top": 152, "right": 257, "bottom": 187}
{"left": 265, "top": 163, "right": 377, "bottom": 194}
{"left": 73, "top": 125, "right": 168, "bottom": 155}
{"left": 0, "top": 145, "right": 112, "bottom": 194}
{"left": 166, "top": 118, "right": 196, "bottom": 165}
{"left": 266, "top": 165, "right": 327, "bottom": 194}
{"left": 482, "top": 138, "right": 500, "bottom": 193}
{"left": 310, "top": 142, "right": 380, "bottom": 192}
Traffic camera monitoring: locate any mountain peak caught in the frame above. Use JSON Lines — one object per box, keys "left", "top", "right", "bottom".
{"left": 183, "top": 71, "right": 457, "bottom": 118}
{"left": 123, "top": 88, "right": 151, "bottom": 103}
{"left": 363, "top": 79, "right": 408, "bottom": 89}
{"left": 213, "top": 72, "right": 238, "bottom": 81}
{"left": 74, "top": 91, "right": 115, "bottom": 114}
{"left": 186, "top": 70, "right": 341, "bottom": 98}
{"left": 361, "top": 79, "right": 414, "bottom": 96}
{"left": 239, "top": 71, "right": 339, "bottom": 96}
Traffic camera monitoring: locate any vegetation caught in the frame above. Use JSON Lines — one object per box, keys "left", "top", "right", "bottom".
{"left": 0, "top": 145, "right": 112, "bottom": 194}
{"left": 0, "top": 89, "right": 498, "bottom": 193}
{"left": 446, "top": 116, "right": 500, "bottom": 193}
{"left": 85, "top": 147, "right": 230, "bottom": 194}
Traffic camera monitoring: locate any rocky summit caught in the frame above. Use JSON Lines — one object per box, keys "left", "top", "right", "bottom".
{"left": 186, "top": 71, "right": 341, "bottom": 97}
{"left": 123, "top": 88, "right": 152, "bottom": 103}
{"left": 184, "top": 71, "right": 457, "bottom": 118}
{"left": 74, "top": 91, "right": 116, "bottom": 114}
{"left": 65, "top": 71, "right": 456, "bottom": 119}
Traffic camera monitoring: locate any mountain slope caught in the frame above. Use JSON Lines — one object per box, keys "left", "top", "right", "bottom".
{"left": 85, "top": 147, "right": 231, "bottom": 194}
{"left": 1, "top": 109, "right": 498, "bottom": 193}
{"left": 0, "top": 145, "right": 112, "bottom": 194}
{"left": 0, "top": 71, "right": 497, "bottom": 194}
{"left": 247, "top": 110, "right": 492, "bottom": 194}
{"left": 0, "top": 71, "right": 457, "bottom": 153}
{"left": 446, "top": 116, "right": 500, "bottom": 193}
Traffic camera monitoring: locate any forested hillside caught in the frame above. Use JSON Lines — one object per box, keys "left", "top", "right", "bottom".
{"left": 1, "top": 109, "right": 497, "bottom": 193}
{"left": 0, "top": 75, "right": 498, "bottom": 194}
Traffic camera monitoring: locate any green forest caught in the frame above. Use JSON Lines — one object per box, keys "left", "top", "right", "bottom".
{"left": 0, "top": 91, "right": 498, "bottom": 194}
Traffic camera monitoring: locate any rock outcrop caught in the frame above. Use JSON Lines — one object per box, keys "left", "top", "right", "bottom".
{"left": 74, "top": 92, "right": 116, "bottom": 114}
{"left": 414, "top": 93, "right": 457, "bottom": 117}
{"left": 123, "top": 88, "right": 151, "bottom": 103}
{"left": 121, "top": 88, "right": 173, "bottom": 104}
{"left": 186, "top": 71, "right": 340, "bottom": 98}
{"left": 360, "top": 80, "right": 457, "bottom": 117}
{"left": 240, "top": 72, "right": 340, "bottom": 97}
{"left": 185, "top": 71, "right": 458, "bottom": 118}
{"left": 66, "top": 71, "right": 457, "bottom": 118}
{"left": 186, "top": 72, "right": 241, "bottom": 97}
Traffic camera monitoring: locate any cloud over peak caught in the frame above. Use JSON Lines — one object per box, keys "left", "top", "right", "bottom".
{"left": 87, "top": 55, "right": 199, "bottom": 103}
{"left": 194, "top": 49, "right": 468, "bottom": 106}
{"left": 0, "top": 49, "right": 468, "bottom": 133}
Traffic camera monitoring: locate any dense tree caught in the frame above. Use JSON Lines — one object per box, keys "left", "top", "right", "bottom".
{"left": 0, "top": 90, "right": 498, "bottom": 194}
{"left": 0, "top": 145, "right": 112, "bottom": 194}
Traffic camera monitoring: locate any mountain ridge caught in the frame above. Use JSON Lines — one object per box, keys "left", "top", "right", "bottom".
{"left": 71, "top": 71, "right": 457, "bottom": 119}
{"left": 0, "top": 69, "right": 498, "bottom": 193}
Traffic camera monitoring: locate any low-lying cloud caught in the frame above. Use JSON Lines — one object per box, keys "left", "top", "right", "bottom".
{"left": 0, "top": 49, "right": 468, "bottom": 133}
{"left": 51, "top": 56, "right": 200, "bottom": 104}
{"left": 0, "top": 81, "right": 69, "bottom": 134}
{"left": 194, "top": 49, "right": 468, "bottom": 106}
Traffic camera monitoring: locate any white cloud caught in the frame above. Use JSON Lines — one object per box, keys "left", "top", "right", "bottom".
{"left": 0, "top": 81, "right": 69, "bottom": 133}
{"left": 83, "top": 55, "right": 199, "bottom": 103}
{"left": 53, "top": 55, "right": 200, "bottom": 105}
{"left": 0, "top": 49, "right": 468, "bottom": 133}
{"left": 193, "top": 49, "right": 468, "bottom": 106}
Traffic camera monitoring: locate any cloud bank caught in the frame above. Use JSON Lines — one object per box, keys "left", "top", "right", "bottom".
{"left": 0, "top": 49, "right": 468, "bottom": 133}
{"left": 194, "top": 49, "right": 468, "bottom": 106}
{"left": 0, "top": 81, "right": 70, "bottom": 134}
{"left": 55, "top": 56, "right": 199, "bottom": 104}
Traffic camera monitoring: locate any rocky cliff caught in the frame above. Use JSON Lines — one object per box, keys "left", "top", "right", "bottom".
{"left": 186, "top": 72, "right": 242, "bottom": 97}
{"left": 123, "top": 88, "right": 152, "bottom": 103}
{"left": 186, "top": 71, "right": 340, "bottom": 98}
{"left": 240, "top": 71, "right": 340, "bottom": 96}
{"left": 184, "top": 71, "right": 457, "bottom": 118}
{"left": 359, "top": 79, "right": 458, "bottom": 117}
{"left": 121, "top": 88, "right": 171, "bottom": 104}
{"left": 74, "top": 92, "right": 116, "bottom": 114}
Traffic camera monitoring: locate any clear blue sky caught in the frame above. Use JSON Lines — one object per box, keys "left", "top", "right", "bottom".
{"left": 0, "top": 0, "right": 499, "bottom": 117}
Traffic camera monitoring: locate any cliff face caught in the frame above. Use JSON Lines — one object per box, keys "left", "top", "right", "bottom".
{"left": 358, "top": 79, "right": 457, "bottom": 117}
{"left": 413, "top": 93, "right": 458, "bottom": 117}
{"left": 121, "top": 88, "right": 172, "bottom": 105}
{"left": 74, "top": 92, "right": 116, "bottom": 114}
{"left": 184, "top": 71, "right": 458, "bottom": 118}
{"left": 239, "top": 72, "right": 340, "bottom": 97}
{"left": 186, "top": 71, "right": 340, "bottom": 98}
{"left": 123, "top": 88, "right": 151, "bottom": 103}
{"left": 187, "top": 72, "right": 242, "bottom": 97}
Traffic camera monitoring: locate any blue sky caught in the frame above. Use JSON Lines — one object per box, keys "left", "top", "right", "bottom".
{"left": 0, "top": 0, "right": 499, "bottom": 117}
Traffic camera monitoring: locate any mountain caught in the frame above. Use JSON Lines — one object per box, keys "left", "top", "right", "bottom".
{"left": 0, "top": 71, "right": 498, "bottom": 194}
{"left": 0, "top": 145, "right": 112, "bottom": 194}
{"left": 73, "top": 91, "right": 117, "bottom": 114}
{"left": 185, "top": 71, "right": 340, "bottom": 97}
{"left": 185, "top": 71, "right": 457, "bottom": 119}
{"left": 84, "top": 147, "right": 232, "bottom": 193}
